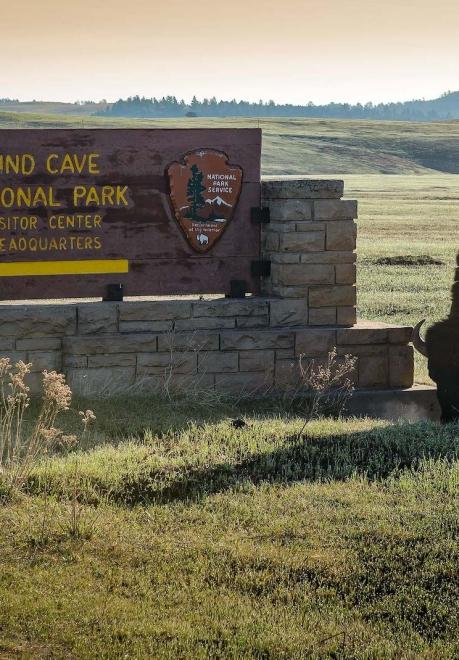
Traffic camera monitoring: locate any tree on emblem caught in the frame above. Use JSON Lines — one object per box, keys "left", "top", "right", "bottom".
{"left": 186, "top": 164, "right": 206, "bottom": 221}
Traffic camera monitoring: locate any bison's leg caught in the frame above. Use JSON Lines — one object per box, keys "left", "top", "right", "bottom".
{"left": 437, "top": 388, "right": 458, "bottom": 423}
{"left": 435, "top": 379, "right": 459, "bottom": 423}
{"left": 429, "top": 368, "right": 459, "bottom": 424}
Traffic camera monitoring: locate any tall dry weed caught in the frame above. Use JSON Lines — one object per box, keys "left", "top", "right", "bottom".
{"left": 291, "top": 348, "right": 358, "bottom": 440}
{"left": 299, "top": 348, "right": 358, "bottom": 419}
{"left": 0, "top": 359, "right": 95, "bottom": 489}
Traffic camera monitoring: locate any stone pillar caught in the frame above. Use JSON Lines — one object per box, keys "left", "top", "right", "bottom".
{"left": 261, "top": 178, "right": 357, "bottom": 327}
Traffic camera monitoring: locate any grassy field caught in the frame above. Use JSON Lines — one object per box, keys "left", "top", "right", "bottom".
{"left": 0, "top": 101, "right": 107, "bottom": 116}
{"left": 1, "top": 397, "right": 459, "bottom": 658}
{"left": 1, "top": 111, "right": 459, "bottom": 173}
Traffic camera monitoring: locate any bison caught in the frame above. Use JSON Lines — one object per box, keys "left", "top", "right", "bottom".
{"left": 412, "top": 254, "right": 459, "bottom": 423}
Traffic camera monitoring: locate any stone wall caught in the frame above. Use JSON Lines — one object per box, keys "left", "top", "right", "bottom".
{"left": 0, "top": 179, "right": 415, "bottom": 397}
{"left": 0, "top": 304, "right": 413, "bottom": 397}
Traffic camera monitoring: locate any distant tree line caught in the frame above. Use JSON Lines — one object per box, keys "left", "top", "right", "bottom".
{"left": 2, "top": 91, "right": 459, "bottom": 121}
{"left": 96, "top": 91, "right": 459, "bottom": 121}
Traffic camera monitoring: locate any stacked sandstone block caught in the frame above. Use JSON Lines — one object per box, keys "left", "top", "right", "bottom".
{"left": 0, "top": 300, "right": 413, "bottom": 396}
{"left": 262, "top": 178, "right": 357, "bottom": 326}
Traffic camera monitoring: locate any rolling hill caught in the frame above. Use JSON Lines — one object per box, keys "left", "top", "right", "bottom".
{"left": 1, "top": 111, "right": 458, "bottom": 174}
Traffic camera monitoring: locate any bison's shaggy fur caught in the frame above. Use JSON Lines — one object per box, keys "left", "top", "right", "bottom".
{"left": 415, "top": 260, "right": 459, "bottom": 423}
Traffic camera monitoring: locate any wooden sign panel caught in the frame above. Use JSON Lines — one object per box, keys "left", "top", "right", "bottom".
{"left": 0, "top": 128, "right": 261, "bottom": 300}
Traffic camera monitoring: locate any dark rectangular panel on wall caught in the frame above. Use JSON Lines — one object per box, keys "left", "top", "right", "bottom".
{"left": 0, "top": 128, "right": 262, "bottom": 299}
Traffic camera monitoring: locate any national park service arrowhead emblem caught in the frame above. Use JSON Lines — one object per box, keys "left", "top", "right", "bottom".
{"left": 167, "top": 149, "right": 243, "bottom": 253}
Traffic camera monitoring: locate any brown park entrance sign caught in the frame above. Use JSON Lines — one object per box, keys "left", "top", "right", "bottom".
{"left": 0, "top": 128, "right": 261, "bottom": 300}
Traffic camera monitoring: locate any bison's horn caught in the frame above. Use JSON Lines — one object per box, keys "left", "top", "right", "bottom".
{"left": 412, "top": 319, "right": 428, "bottom": 357}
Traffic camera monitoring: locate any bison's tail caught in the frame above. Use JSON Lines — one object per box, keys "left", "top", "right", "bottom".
{"left": 412, "top": 319, "right": 428, "bottom": 357}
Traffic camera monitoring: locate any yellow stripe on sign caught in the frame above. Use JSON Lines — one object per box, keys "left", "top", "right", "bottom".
{"left": 0, "top": 260, "right": 129, "bottom": 277}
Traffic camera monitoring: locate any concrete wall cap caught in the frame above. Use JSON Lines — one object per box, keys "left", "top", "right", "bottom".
{"left": 262, "top": 178, "right": 344, "bottom": 200}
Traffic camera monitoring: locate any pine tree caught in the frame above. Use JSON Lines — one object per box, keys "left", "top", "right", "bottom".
{"left": 186, "top": 164, "right": 206, "bottom": 221}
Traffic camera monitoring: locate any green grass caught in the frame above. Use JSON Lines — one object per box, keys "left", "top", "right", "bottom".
{"left": 1, "top": 398, "right": 459, "bottom": 657}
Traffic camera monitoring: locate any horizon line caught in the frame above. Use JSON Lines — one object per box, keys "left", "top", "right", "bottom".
{"left": 2, "top": 89, "right": 457, "bottom": 107}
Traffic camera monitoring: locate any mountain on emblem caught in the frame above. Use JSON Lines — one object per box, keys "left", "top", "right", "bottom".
{"left": 167, "top": 149, "right": 243, "bottom": 253}
{"left": 205, "top": 196, "right": 232, "bottom": 207}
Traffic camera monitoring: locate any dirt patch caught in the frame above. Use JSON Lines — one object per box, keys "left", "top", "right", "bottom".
{"left": 374, "top": 255, "right": 444, "bottom": 267}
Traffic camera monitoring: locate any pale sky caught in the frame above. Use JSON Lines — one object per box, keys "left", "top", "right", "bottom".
{"left": 1, "top": 0, "right": 458, "bottom": 104}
